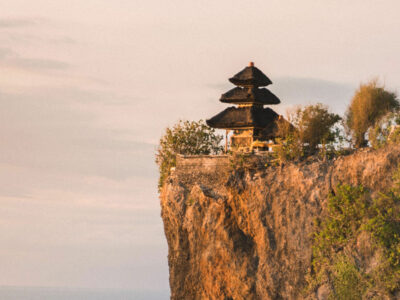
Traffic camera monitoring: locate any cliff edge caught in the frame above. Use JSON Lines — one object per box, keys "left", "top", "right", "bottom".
{"left": 160, "top": 146, "right": 400, "bottom": 299}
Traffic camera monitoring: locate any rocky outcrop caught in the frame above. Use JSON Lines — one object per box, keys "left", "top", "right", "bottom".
{"left": 160, "top": 146, "right": 400, "bottom": 299}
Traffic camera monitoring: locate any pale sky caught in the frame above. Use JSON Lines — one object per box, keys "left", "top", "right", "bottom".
{"left": 1, "top": 0, "right": 400, "bottom": 296}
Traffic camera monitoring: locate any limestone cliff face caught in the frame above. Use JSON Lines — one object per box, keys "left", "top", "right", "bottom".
{"left": 160, "top": 146, "right": 400, "bottom": 300}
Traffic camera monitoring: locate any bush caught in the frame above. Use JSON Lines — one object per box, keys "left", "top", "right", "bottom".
{"left": 308, "top": 168, "right": 400, "bottom": 298}
{"left": 293, "top": 103, "right": 341, "bottom": 151}
{"left": 331, "top": 255, "right": 365, "bottom": 300}
{"left": 155, "top": 120, "right": 223, "bottom": 190}
{"left": 274, "top": 104, "right": 341, "bottom": 162}
{"left": 345, "top": 79, "right": 399, "bottom": 148}
{"left": 273, "top": 134, "right": 304, "bottom": 163}
{"left": 369, "top": 112, "right": 400, "bottom": 149}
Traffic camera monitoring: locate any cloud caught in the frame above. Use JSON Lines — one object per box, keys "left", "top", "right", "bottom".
{"left": 270, "top": 77, "right": 356, "bottom": 114}
{"left": 0, "top": 17, "right": 75, "bottom": 46}
{"left": 0, "top": 85, "right": 167, "bottom": 290}
{"left": 206, "top": 77, "right": 356, "bottom": 114}
{"left": 205, "top": 82, "right": 232, "bottom": 91}
{"left": 0, "top": 47, "right": 69, "bottom": 71}
{"left": 0, "top": 47, "right": 13, "bottom": 59}
{"left": 7, "top": 56, "right": 70, "bottom": 70}
{"left": 0, "top": 18, "right": 41, "bottom": 28}
{"left": 0, "top": 88, "right": 156, "bottom": 182}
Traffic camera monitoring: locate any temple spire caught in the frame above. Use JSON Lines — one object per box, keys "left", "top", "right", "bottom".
{"left": 228, "top": 62, "right": 272, "bottom": 87}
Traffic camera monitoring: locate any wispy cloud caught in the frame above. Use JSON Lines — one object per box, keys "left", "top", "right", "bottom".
{"left": 0, "top": 47, "right": 69, "bottom": 71}
{"left": 206, "top": 77, "right": 355, "bottom": 114}
{"left": 270, "top": 77, "right": 355, "bottom": 113}
{"left": 8, "top": 56, "right": 70, "bottom": 70}
{"left": 0, "top": 88, "right": 155, "bottom": 181}
{"left": 0, "top": 17, "right": 42, "bottom": 28}
{"left": 0, "top": 17, "right": 75, "bottom": 46}
{"left": 0, "top": 47, "right": 13, "bottom": 59}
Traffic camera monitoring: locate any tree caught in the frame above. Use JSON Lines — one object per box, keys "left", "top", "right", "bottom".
{"left": 345, "top": 79, "right": 399, "bottom": 148}
{"left": 293, "top": 103, "right": 341, "bottom": 151}
{"left": 155, "top": 120, "right": 223, "bottom": 190}
{"left": 275, "top": 104, "right": 341, "bottom": 160}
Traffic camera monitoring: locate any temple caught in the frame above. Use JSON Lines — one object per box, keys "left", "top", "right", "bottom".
{"left": 206, "top": 62, "right": 285, "bottom": 151}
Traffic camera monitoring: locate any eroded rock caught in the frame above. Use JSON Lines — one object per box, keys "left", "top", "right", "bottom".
{"left": 161, "top": 146, "right": 400, "bottom": 299}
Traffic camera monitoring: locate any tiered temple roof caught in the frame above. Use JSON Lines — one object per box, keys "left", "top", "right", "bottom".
{"left": 206, "top": 106, "right": 280, "bottom": 139}
{"left": 206, "top": 106, "right": 278, "bottom": 129}
{"left": 207, "top": 62, "right": 281, "bottom": 131}
{"left": 228, "top": 64, "right": 273, "bottom": 87}
{"left": 220, "top": 87, "right": 280, "bottom": 105}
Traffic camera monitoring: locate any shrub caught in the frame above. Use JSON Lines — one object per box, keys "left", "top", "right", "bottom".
{"left": 309, "top": 168, "right": 400, "bottom": 298}
{"left": 274, "top": 104, "right": 341, "bottom": 162}
{"left": 273, "top": 135, "right": 304, "bottom": 163}
{"left": 293, "top": 103, "right": 341, "bottom": 152}
{"left": 369, "top": 112, "right": 400, "bottom": 149}
{"left": 345, "top": 79, "right": 399, "bottom": 148}
{"left": 155, "top": 120, "right": 223, "bottom": 190}
{"left": 331, "top": 255, "right": 365, "bottom": 300}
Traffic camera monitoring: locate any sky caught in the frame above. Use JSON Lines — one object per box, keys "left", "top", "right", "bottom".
{"left": 1, "top": 0, "right": 400, "bottom": 296}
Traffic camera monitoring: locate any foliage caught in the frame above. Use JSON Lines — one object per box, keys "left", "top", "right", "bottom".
{"left": 273, "top": 135, "right": 304, "bottom": 163}
{"left": 308, "top": 168, "right": 400, "bottom": 299}
{"left": 273, "top": 104, "right": 341, "bottom": 163}
{"left": 330, "top": 255, "right": 365, "bottom": 300}
{"left": 292, "top": 103, "right": 341, "bottom": 151}
{"left": 273, "top": 114, "right": 302, "bottom": 163}
{"left": 155, "top": 120, "right": 223, "bottom": 190}
{"left": 345, "top": 79, "right": 399, "bottom": 148}
{"left": 369, "top": 112, "right": 400, "bottom": 149}
{"left": 228, "top": 152, "right": 249, "bottom": 171}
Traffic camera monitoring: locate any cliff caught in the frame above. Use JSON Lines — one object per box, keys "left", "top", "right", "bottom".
{"left": 160, "top": 146, "right": 400, "bottom": 299}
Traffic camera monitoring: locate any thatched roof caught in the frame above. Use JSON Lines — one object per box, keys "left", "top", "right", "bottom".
{"left": 206, "top": 106, "right": 279, "bottom": 129}
{"left": 229, "top": 64, "right": 272, "bottom": 87}
{"left": 220, "top": 87, "right": 280, "bottom": 105}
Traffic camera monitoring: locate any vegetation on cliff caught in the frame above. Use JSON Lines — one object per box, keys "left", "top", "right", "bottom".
{"left": 345, "top": 80, "right": 399, "bottom": 148}
{"left": 156, "top": 80, "right": 399, "bottom": 188}
{"left": 274, "top": 103, "right": 342, "bottom": 162}
{"left": 161, "top": 138, "right": 400, "bottom": 299}
{"left": 309, "top": 169, "right": 400, "bottom": 299}
{"left": 369, "top": 112, "right": 400, "bottom": 150}
{"left": 158, "top": 79, "right": 400, "bottom": 299}
{"left": 272, "top": 80, "right": 399, "bottom": 164}
{"left": 155, "top": 120, "right": 223, "bottom": 189}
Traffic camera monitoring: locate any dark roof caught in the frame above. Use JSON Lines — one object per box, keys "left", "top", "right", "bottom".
{"left": 229, "top": 65, "right": 272, "bottom": 87}
{"left": 220, "top": 87, "right": 280, "bottom": 105}
{"left": 206, "top": 106, "right": 279, "bottom": 129}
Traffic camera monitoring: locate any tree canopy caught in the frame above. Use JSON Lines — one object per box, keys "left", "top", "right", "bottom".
{"left": 292, "top": 103, "right": 341, "bottom": 151}
{"left": 345, "top": 80, "right": 399, "bottom": 148}
{"left": 155, "top": 120, "right": 223, "bottom": 190}
{"left": 274, "top": 103, "right": 341, "bottom": 161}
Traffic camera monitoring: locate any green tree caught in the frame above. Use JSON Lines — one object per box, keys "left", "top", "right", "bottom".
{"left": 293, "top": 103, "right": 341, "bottom": 152}
{"left": 155, "top": 120, "right": 223, "bottom": 190}
{"left": 345, "top": 79, "right": 399, "bottom": 148}
{"left": 274, "top": 104, "right": 341, "bottom": 162}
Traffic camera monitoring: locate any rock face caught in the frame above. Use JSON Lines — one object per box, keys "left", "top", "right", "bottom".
{"left": 160, "top": 146, "right": 400, "bottom": 300}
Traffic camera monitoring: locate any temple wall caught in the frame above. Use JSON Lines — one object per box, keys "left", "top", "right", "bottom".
{"left": 175, "top": 153, "right": 272, "bottom": 174}
{"left": 175, "top": 154, "right": 229, "bottom": 173}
